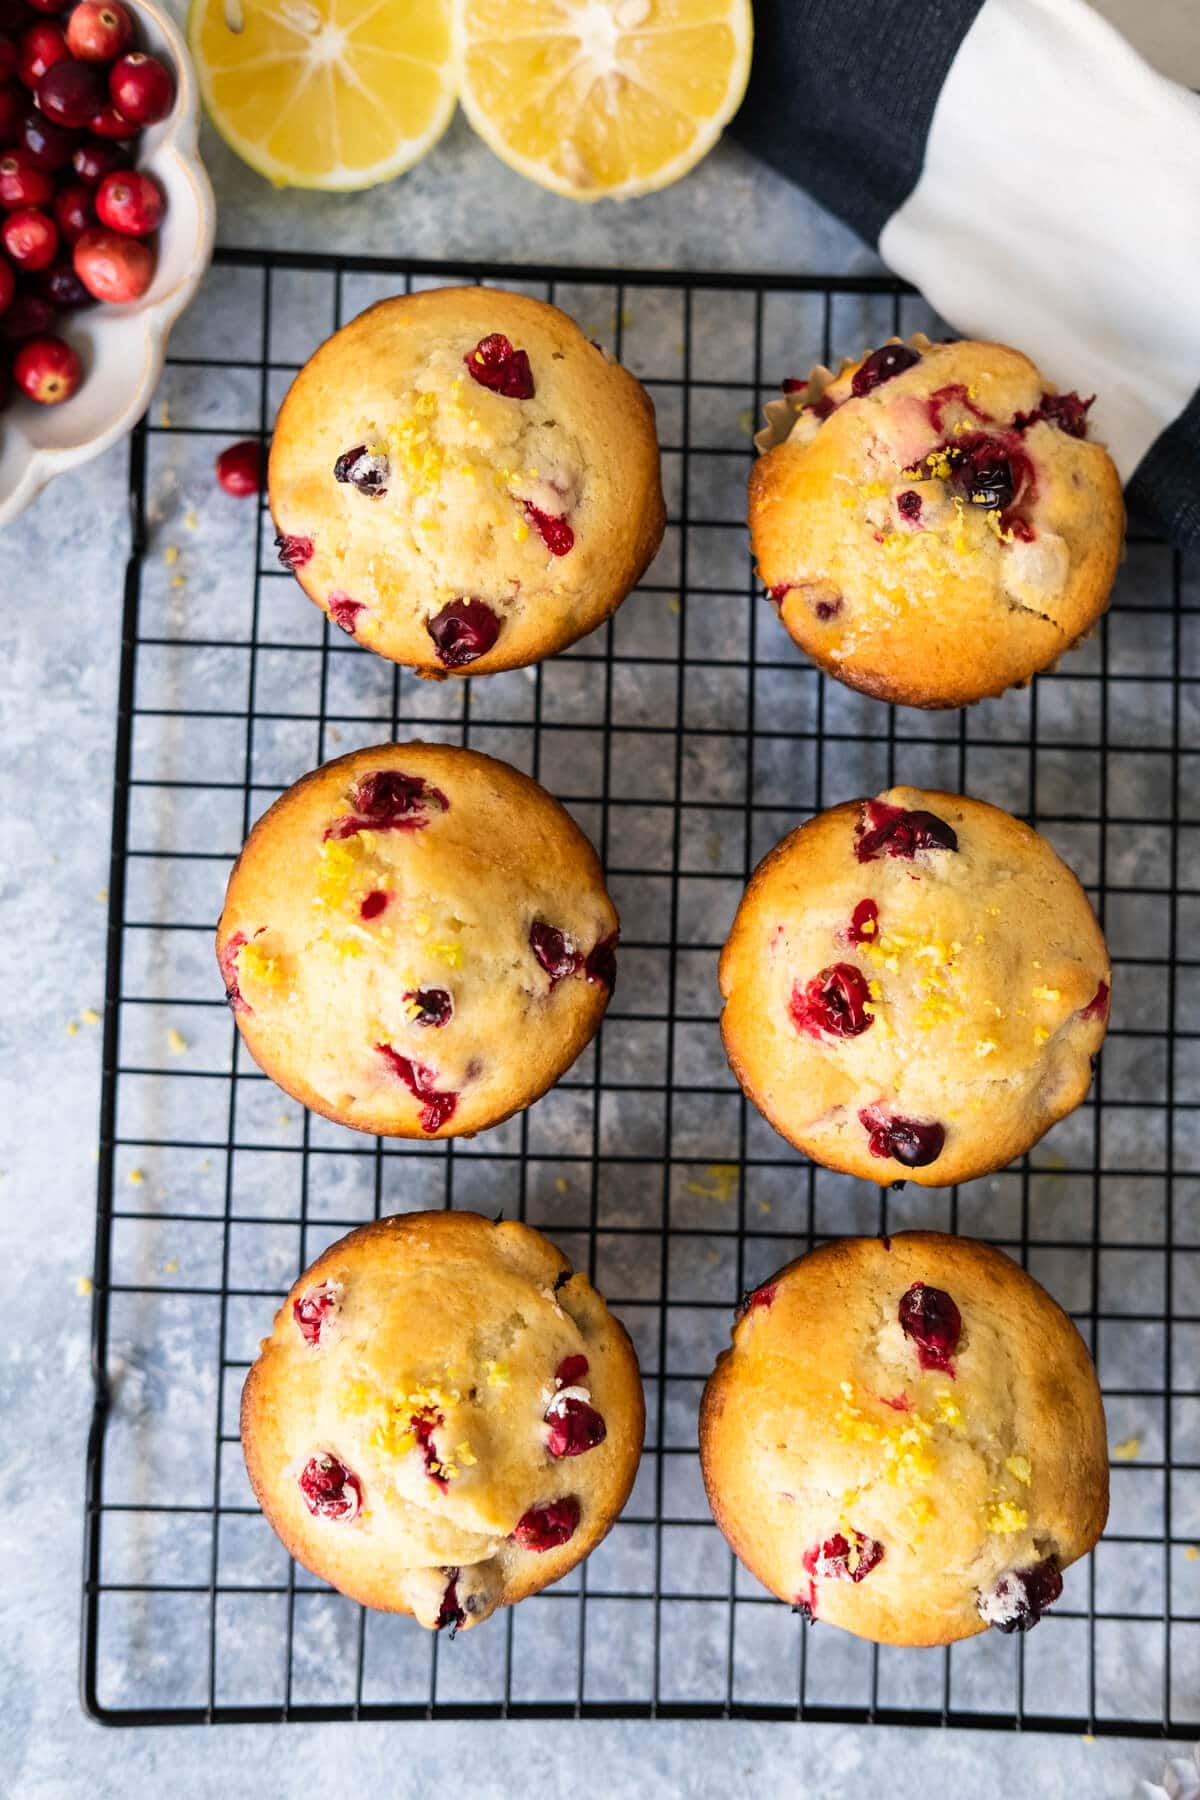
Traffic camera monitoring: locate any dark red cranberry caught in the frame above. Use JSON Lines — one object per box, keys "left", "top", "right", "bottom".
{"left": 898, "top": 1282, "right": 962, "bottom": 1372}
{"left": 95, "top": 166, "right": 163, "bottom": 234}
{"left": 0, "top": 85, "right": 23, "bottom": 146}
{"left": 437, "top": 1570, "right": 465, "bottom": 1632}
{"left": 1013, "top": 391, "right": 1093, "bottom": 439}
{"left": 17, "top": 22, "right": 68, "bottom": 90}
{"left": 0, "top": 0, "right": 30, "bottom": 28}
{"left": 793, "top": 1592, "right": 817, "bottom": 1622}
{"left": 850, "top": 342, "right": 920, "bottom": 398}
{"left": 26, "top": 0, "right": 69, "bottom": 12}
{"left": 13, "top": 330, "right": 79, "bottom": 402}
{"left": 52, "top": 182, "right": 92, "bottom": 245}
{"left": 896, "top": 489, "right": 922, "bottom": 523}
{"left": 524, "top": 502, "right": 574, "bottom": 556}
{"left": 37, "top": 60, "right": 104, "bottom": 130}
{"left": 402, "top": 987, "right": 452, "bottom": 1028}
{"left": 512, "top": 1496, "right": 580, "bottom": 1552}
{"left": 72, "top": 222, "right": 153, "bottom": 302}
{"left": 275, "top": 531, "right": 313, "bottom": 569}
{"left": 530, "top": 920, "right": 581, "bottom": 985}
{"left": 426, "top": 597, "right": 501, "bottom": 669}
{"left": 949, "top": 430, "right": 1034, "bottom": 520}
{"left": 38, "top": 258, "right": 90, "bottom": 307}
{"left": 376, "top": 1042, "right": 457, "bottom": 1133}
{"left": 983, "top": 1557, "right": 1063, "bottom": 1633}
{"left": 859, "top": 1106, "right": 945, "bottom": 1168}
{"left": 0, "top": 257, "right": 12, "bottom": 315}
{"left": 584, "top": 932, "right": 617, "bottom": 990}
{"left": 789, "top": 962, "right": 873, "bottom": 1040}
{"left": 359, "top": 889, "right": 388, "bottom": 921}
{"left": 768, "top": 582, "right": 791, "bottom": 605}
{"left": 555, "top": 1354, "right": 588, "bottom": 1387}
{"left": 847, "top": 898, "right": 879, "bottom": 944}
{"left": 71, "top": 135, "right": 128, "bottom": 186}
{"left": 333, "top": 441, "right": 388, "bottom": 496}
{"left": 67, "top": 0, "right": 134, "bottom": 63}
{"left": 0, "top": 41, "right": 15, "bottom": 84}
{"left": 2, "top": 204, "right": 57, "bottom": 269}
{"left": 802, "top": 1530, "right": 885, "bottom": 1583}
{"left": 735, "top": 1281, "right": 776, "bottom": 1319}
{"left": 855, "top": 798, "right": 958, "bottom": 862}
{"left": 87, "top": 102, "right": 134, "bottom": 140}
{"left": 298, "top": 1452, "right": 361, "bottom": 1521}
{"left": 781, "top": 378, "right": 805, "bottom": 393}
{"left": 214, "top": 438, "right": 261, "bottom": 497}
{"left": 546, "top": 1395, "right": 606, "bottom": 1458}
{"left": 1081, "top": 979, "right": 1109, "bottom": 1022}
{"left": 814, "top": 595, "right": 842, "bottom": 621}
{"left": 293, "top": 1281, "right": 338, "bottom": 1346}
{"left": 20, "top": 108, "right": 78, "bottom": 171}
{"left": 926, "top": 382, "right": 989, "bottom": 433}
{"left": 327, "top": 592, "right": 364, "bottom": 636}
{"left": 218, "top": 930, "right": 249, "bottom": 1013}
{"left": 108, "top": 51, "right": 173, "bottom": 127}
{"left": 0, "top": 285, "right": 52, "bottom": 338}
{"left": 0, "top": 147, "right": 54, "bottom": 208}
{"left": 409, "top": 1406, "right": 448, "bottom": 1490}
{"left": 464, "top": 331, "right": 534, "bottom": 399}
{"left": 325, "top": 769, "right": 448, "bottom": 840}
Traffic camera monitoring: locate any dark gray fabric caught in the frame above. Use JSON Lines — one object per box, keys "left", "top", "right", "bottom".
{"left": 1126, "top": 387, "right": 1200, "bottom": 550}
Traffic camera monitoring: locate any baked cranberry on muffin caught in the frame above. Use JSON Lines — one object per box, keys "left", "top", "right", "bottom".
{"left": 750, "top": 336, "right": 1124, "bottom": 708}
{"left": 700, "top": 1232, "right": 1108, "bottom": 1646}
{"left": 216, "top": 742, "right": 618, "bottom": 1139}
{"left": 719, "top": 787, "right": 1110, "bottom": 1185}
{"left": 268, "top": 286, "right": 665, "bottom": 675}
{"left": 242, "top": 1211, "right": 645, "bottom": 1629}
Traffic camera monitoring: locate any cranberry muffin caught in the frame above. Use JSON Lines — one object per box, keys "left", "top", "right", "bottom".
{"left": 216, "top": 742, "right": 618, "bottom": 1139}
{"left": 750, "top": 336, "right": 1124, "bottom": 708}
{"left": 719, "top": 787, "right": 1110, "bottom": 1186}
{"left": 242, "top": 1211, "right": 644, "bottom": 1631}
{"left": 268, "top": 286, "right": 665, "bottom": 675}
{"left": 700, "top": 1231, "right": 1108, "bottom": 1646}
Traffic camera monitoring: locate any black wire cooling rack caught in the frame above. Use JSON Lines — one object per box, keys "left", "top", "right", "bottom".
{"left": 81, "top": 248, "right": 1199, "bottom": 1734}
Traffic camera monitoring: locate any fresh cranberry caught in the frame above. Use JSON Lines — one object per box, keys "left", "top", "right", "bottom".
{"left": 851, "top": 342, "right": 920, "bottom": 397}
{"left": 896, "top": 489, "right": 922, "bottom": 523}
{"left": 376, "top": 1042, "right": 458, "bottom": 1133}
{"left": 66, "top": 0, "right": 134, "bottom": 63}
{"left": 2, "top": 205, "right": 56, "bottom": 269}
{"left": 0, "top": 254, "right": 12, "bottom": 314}
{"left": 926, "top": 382, "right": 989, "bottom": 433}
{"left": 95, "top": 166, "right": 163, "bottom": 235}
{"left": 274, "top": 531, "right": 313, "bottom": 569}
{"left": 545, "top": 1394, "right": 606, "bottom": 1458}
{"left": 333, "top": 441, "right": 388, "bottom": 497}
{"left": 464, "top": 331, "right": 534, "bottom": 399}
{"left": 0, "top": 147, "right": 53, "bottom": 207}
{"left": 437, "top": 1570, "right": 465, "bottom": 1632}
{"left": 898, "top": 1282, "right": 962, "bottom": 1372}
{"left": 789, "top": 962, "right": 873, "bottom": 1040}
{"left": 855, "top": 798, "right": 958, "bottom": 862}
{"left": 298, "top": 1452, "right": 361, "bottom": 1522}
{"left": 326, "top": 593, "right": 363, "bottom": 636}
{"left": 1013, "top": 391, "right": 1093, "bottom": 439}
{"left": 71, "top": 135, "right": 128, "bottom": 185}
{"left": 0, "top": 84, "right": 23, "bottom": 146}
{"left": 847, "top": 898, "right": 879, "bottom": 944}
{"left": 38, "top": 258, "right": 90, "bottom": 307}
{"left": 52, "top": 183, "right": 92, "bottom": 245}
{"left": 802, "top": 1530, "right": 885, "bottom": 1583}
{"left": 530, "top": 920, "right": 581, "bottom": 985}
{"left": 982, "top": 1558, "right": 1063, "bottom": 1633}
{"left": 293, "top": 1281, "right": 339, "bottom": 1346}
{"left": 218, "top": 931, "right": 249, "bottom": 1013}
{"left": 72, "top": 225, "right": 153, "bottom": 301}
{"left": 524, "top": 503, "right": 574, "bottom": 556}
{"left": 17, "top": 21, "right": 68, "bottom": 90}
{"left": 584, "top": 932, "right": 617, "bottom": 990}
{"left": 87, "top": 102, "right": 134, "bottom": 140}
{"left": 325, "top": 769, "right": 448, "bottom": 840}
{"left": 859, "top": 1107, "right": 945, "bottom": 1168}
{"left": 735, "top": 1281, "right": 777, "bottom": 1318}
{"left": 214, "top": 437, "right": 261, "bottom": 497}
{"left": 0, "top": 284, "right": 52, "bottom": 338}
{"left": 555, "top": 1354, "right": 589, "bottom": 1387}
{"left": 1081, "top": 979, "right": 1109, "bottom": 1022}
{"left": 401, "top": 987, "right": 452, "bottom": 1028}
{"left": 426, "top": 597, "right": 501, "bottom": 669}
{"left": 37, "top": 60, "right": 105, "bottom": 129}
{"left": 108, "top": 51, "right": 173, "bottom": 127}
{"left": 20, "top": 107, "right": 78, "bottom": 171}
{"left": 512, "top": 1496, "right": 580, "bottom": 1552}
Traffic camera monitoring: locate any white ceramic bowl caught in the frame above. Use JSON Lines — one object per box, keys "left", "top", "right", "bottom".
{"left": 0, "top": 0, "right": 216, "bottom": 527}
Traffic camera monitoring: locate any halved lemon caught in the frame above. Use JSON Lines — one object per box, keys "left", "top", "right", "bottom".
{"left": 189, "top": 0, "right": 457, "bottom": 191}
{"left": 454, "top": 0, "right": 753, "bottom": 202}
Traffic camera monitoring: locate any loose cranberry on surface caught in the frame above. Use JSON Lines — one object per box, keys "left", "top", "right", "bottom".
{"left": 545, "top": 1393, "right": 606, "bottom": 1459}
{"left": 214, "top": 437, "right": 262, "bottom": 497}
{"left": 859, "top": 1106, "right": 946, "bottom": 1169}
{"left": 1081, "top": 979, "right": 1109, "bottom": 1022}
{"left": 71, "top": 135, "right": 128, "bottom": 185}
{"left": 39, "top": 257, "right": 91, "bottom": 307}
{"left": 53, "top": 182, "right": 92, "bottom": 245}
{"left": 529, "top": 920, "right": 581, "bottom": 985}
{"left": 847, "top": 898, "right": 879, "bottom": 944}
{"left": 0, "top": 284, "right": 52, "bottom": 338}
{"left": 850, "top": 342, "right": 920, "bottom": 398}
{"left": 512, "top": 1496, "right": 580, "bottom": 1552}
{"left": 981, "top": 1557, "right": 1063, "bottom": 1633}
{"left": 789, "top": 962, "right": 873, "bottom": 1040}
{"left": 73, "top": 224, "right": 152, "bottom": 301}
{"left": 855, "top": 798, "right": 958, "bottom": 863}
{"left": 95, "top": 166, "right": 163, "bottom": 235}
{"left": 0, "top": 254, "right": 12, "bottom": 315}
{"left": 327, "top": 593, "right": 364, "bottom": 636}
{"left": 0, "top": 147, "right": 54, "bottom": 208}
{"left": 333, "top": 441, "right": 388, "bottom": 496}
{"left": 20, "top": 108, "right": 79, "bottom": 171}
{"left": 274, "top": 531, "right": 313, "bottom": 569}
{"left": 376, "top": 1042, "right": 458, "bottom": 1133}
{"left": 555, "top": 1354, "right": 589, "bottom": 1387}
{"left": 802, "top": 1530, "right": 885, "bottom": 1583}
{"left": 2, "top": 204, "right": 57, "bottom": 269}
{"left": 464, "top": 331, "right": 534, "bottom": 399}
{"left": 67, "top": 0, "right": 134, "bottom": 63}
{"left": 298, "top": 1452, "right": 361, "bottom": 1522}
{"left": 402, "top": 987, "right": 453, "bottom": 1028}
{"left": 17, "top": 21, "right": 69, "bottom": 90}
{"left": 87, "top": 101, "right": 135, "bottom": 140}
{"left": 426, "top": 597, "right": 501, "bottom": 669}
{"left": 898, "top": 1281, "right": 962, "bottom": 1373}
{"left": 37, "top": 59, "right": 106, "bottom": 130}
{"left": 108, "top": 51, "right": 173, "bottom": 126}
{"left": 524, "top": 502, "right": 574, "bottom": 556}
{"left": 293, "top": 1281, "right": 340, "bottom": 1347}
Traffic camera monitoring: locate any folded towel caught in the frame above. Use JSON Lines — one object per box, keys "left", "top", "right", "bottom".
{"left": 733, "top": 0, "right": 1200, "bottom": 548}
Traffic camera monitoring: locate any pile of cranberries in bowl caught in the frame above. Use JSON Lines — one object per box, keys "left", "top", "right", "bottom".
{"left": 0, "top": 0, "right": 173, "bottom": 407}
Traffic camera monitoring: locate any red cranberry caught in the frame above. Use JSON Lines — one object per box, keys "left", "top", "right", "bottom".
{"left": 72, "top": 225, "right": 153, "bottom": 300}
{"left": 52, "top": 182, "right": 92, "bottom": 245}
{"left": 298, "top": 1452, "right": 362, "bottom": 1522}
{"left": 896, "top": 489, "right": 922, "bottom": 523}
{"left": 0, "top": 284, "right": 52, "bottom": 338}
{"left": 274, "top": 531, "right": 312, "bottom": 568}
{"left": 945, "top": 430, "right": 1034, "bottom": 524}
{"left": 524, "top": 503, "right": 574, "bottom": 556}
{"left": 584, "top": 932, "right": 617, "bottom": 990}
{"left": 437, "top": 1570, "right": 465, "bottom": 1632}
{"left": 37, "top": 60, "right": 104, "bottom": 129}
{"left": 847, "top": 898, "right": 879, "bottom": 944}
{"left": 0, "top": 84, "right": 24, "bottom": 146}
{"left": 1081, "top": 979, "right": 1109, "bottom": 1022}
{"left": 71, "top": 135, "right": 128, "bottom": 185}
{"left": 214, "top": 437, "right": 262, "bottom": 497}
{"left": 87, "top": 102, "right": 134, "bottom": 140}
{"left": 850, "top": 342, "right": 920, "bottom": 397}
{"left": 327, "top": 593, "right": 364, "bottom": 636}
{"left": 0, "top": 254, "right": 12, "bottom": 314}
{"left": 333, "top": 441, "right": 388, "bottom": 496}
{"left": 530, "top": 920, "right": 581, "bottom": 985}
{"left": 898, "top": 1282, "right": 962, "bottom": 1373}
{"left": 108, "top": 52, "right": 173, "bottom": 127}
{"left": 859, "top": 1106, "right": 945, "bottom": 1168}
{"left": 545, "top": 1394, "right": 606, "bottom": 1458}
{"left": 464, "top": 331, "right": 534, "bottom": 399}
{"left": 802, "top": 1530, "right": 885, "bottom": 1583}
{"left": 376, "top": 1042, "right": 458, "bottom": 1133}
{"left": 511, "top": 1496, "right": 580, "bottom": 1552}
{"left": 768, "top": 582, "right": 791, "bottom": 605}
{"left": 813, "top": 595, "right": 842, "bottom": 621}
{"left": 555, "top": 1354, "right": 588, "bottom": 1387}
{"left": 38, "top": 257, "right": 91, "bottom": 307}
{"left": 20, "top": 107, "right": 78, "bottom": 171}
{"left": 293, "top": 1280, "right": 339, "bottom": 1346}
{"left": 17, "top": 21, "right": 68, "bottom": 90}
{"left": 789, "top": 962, "right": 873, "bottom": 1040}
{"left": 982, "top": 1557, "right": 1063, "bottom": 1633}
{"left": 1013, "top": 391, "right": 1093, "bottom": 439}
{"left": 409, "top": 1406, "right": 448, "bottom": 1490}
{"left": 95, "top": 166, "right": 163, "bottom": 235}
{"left": 325, "top": 769, "right": 449, "bottom": 840}
{"left": 735, "top": 1281, "right": 776, "bottom": 1319}
{"left": 2, "top": 204, "right": 56, "bottom": 269}
{"left": 67, "top": 0, "right": 134, "bottom": 62}
{"left": 401, "top": 987, "right": 452, "bottom": 1028}
{"left": 218, "top": 931, "right": 249, "bottom": 1013}
{"left": 855, "top": 798, "right": 958, "bottom": 863}
{"left": 426, "top": 597, "right": 501, "bottom": 669}
{"left": 926, "top": 382, "right": 989, "bottom": 434}
{"left": 358, "top": 889, "right": 388, "bottom": 921}
{"left": 0, "top": 147, "right": 54, "bottom": 207}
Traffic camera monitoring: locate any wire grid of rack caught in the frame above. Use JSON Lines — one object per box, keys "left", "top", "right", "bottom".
{"left": 81, "top": 248, "right": 1199, "bottom": 1734}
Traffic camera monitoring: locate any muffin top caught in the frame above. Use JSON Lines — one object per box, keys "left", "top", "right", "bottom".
{"left": 700, "top": 1232, "right": 1108, "bottom": 1647}
{"left": 719, "top": 787, "right": 1110, "bottom": 1186}
{"left": 217, "top": 743, "right": 618, "bottom": 1139}
{"left": 242, "top": 1211, "right": 645, "bottom": 1629}
{"left": 269, "top": 286, "right": 665, "bottom": 675}
{"left": 749, "top": 337, "right": 1124, "bottom": 708}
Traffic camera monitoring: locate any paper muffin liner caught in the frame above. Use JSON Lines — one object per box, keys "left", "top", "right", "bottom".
{"left": 755, "top": 332, "right": 935, "bottom": 456}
